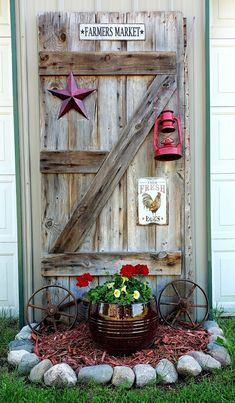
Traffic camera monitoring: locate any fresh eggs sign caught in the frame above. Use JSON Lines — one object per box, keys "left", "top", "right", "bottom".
{"left": 138, "top": 178, "right": 168, "bottom": 225}
{"left": 79, "top": 23, "right": 145, "bottom": 40}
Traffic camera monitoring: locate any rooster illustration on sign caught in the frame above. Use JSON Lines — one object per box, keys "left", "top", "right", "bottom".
{"left": 142, "top": 192, "right": 161, "bottom": 217}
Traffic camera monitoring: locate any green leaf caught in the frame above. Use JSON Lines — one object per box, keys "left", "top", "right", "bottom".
{"left": 86, "top": 274, "right": 153, "bottom": 304}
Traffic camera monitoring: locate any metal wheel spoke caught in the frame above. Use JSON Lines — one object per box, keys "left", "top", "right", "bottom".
{"left": 171, "top": 309, "right": 182, "bottom": 326}
{"left": 171, "top": 283, "right": 181, "bottom": 300}
{"left": 189, "top": 303, "right": 208, "bottom": 308}
{"left": 186, "top": 284, "right": 196, "bottom": 299}
{"left": 185, "top": 310, "right": 195, "bottom": 327}
{"left": 32, "top": 314, "right": 49, "bottom": 330}
{"left": 58, "top": 311, "right": 75, "bottom": 319}
{"left": 158, "top": 280, "right": 209, "bottom": 329}
{"left": 57, "top": 293, "right": 70, "bottom": 308}
{"left": 28, "top": 303, "right": 47, "bottom": 311}
{"left": 165, "top": 309, "right": 177, "bottom": 321}
{"left": 26, "top": 285, "right": 78, "bottom": 335}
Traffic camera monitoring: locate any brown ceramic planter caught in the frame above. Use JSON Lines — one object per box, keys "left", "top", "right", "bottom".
{"left": 88, "top": 299, "right": 158, "bottom": 355}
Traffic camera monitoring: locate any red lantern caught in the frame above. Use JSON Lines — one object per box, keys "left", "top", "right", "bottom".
{"left": 153, "top": 110, "right": 183, "bottom": 161}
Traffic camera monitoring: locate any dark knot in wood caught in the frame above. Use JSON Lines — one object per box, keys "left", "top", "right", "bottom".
{"left": 60, "top": 32, "right": 66, "bottom": 42}
{"left": 45, "top": 219, "right": 54, "bottom": 229}
{"left": 135, "top": 123, "right": 143, "bottom": 130}
{"left": 40, "top": 54, "right": 49, "bottom": 62}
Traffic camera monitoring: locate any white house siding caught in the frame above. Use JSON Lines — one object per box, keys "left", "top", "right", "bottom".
{"left": 14, "top": 0, "right": 206, "bottom": 304}
{"left": 211, "top": 0, "right": 235, "bottom": 314}
{"left": 0, "top": 0, "right": 18, "bottom": 315}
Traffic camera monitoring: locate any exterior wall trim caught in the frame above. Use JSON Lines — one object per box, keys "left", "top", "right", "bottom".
{"left": 205, "top": 0, "right": 212, "bottom": 315}
{"left": 10, "top": 0, "right": 24, "bottom": 326}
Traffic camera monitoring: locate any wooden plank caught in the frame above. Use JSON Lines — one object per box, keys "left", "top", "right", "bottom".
{"left": 63, "top": 13, "right": 99, "bottom": 255}
{"left": 151, "top": 12, "right": 185, "bottom": 293}
{"left": 41, "top": 174, "right": 70, "bottom": 253}
{"left": 176, "top": 13, "right": 187, "bottom": 282}
{"left": 126, "top": 13, "right": 156, "bottom": 253}
{"left": 96, "top": 12, "right": 126, "bottom": 256}
{"left": 126, "top": 12, "right": 157, "bottom": 296}
{"left": 183, "top": 19, "right": 193, "bottom": 280}
{"left": 39, "top": 51, "right": 176, "bottom": 76}
{"left": 38, "top": 12, "right": 99, "bottom": 291}
{"left": 41, "top": 251, "right": 181, "bottom": 276}
{"left": 39, "top": 12, "right": 98, "bottom": 294}
{"left": 51, "top": 74, "right": 177, "bottom": 253}
{"left": 94, "top": 12, "right": 127, "bottom": 288}
{"left": 40, "top": 151, "right": 108, "bottom": 173}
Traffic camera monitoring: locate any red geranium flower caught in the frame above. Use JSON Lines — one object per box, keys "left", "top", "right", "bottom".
{"left": 120, "top": 264, "right": 135, "bottom": 277}
{"left": 82, "top": 273, "right": 93, "bottom": 282}
{"left": 135, "top": 264, "right": 149, "bottom": 276}
{"left": 76, "top": 278, "right": 89, "bottom": 287}
{"left": 120, "top": 264, "right": 149, "bottom": 277}
{"left": 76, "top": 273, "right": 93, "bottom": 288}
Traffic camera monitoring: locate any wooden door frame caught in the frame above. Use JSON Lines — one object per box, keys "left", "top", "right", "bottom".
{"left": 10, "top": 0, "right": 24, "bottom": 325}
{"left": 205, "top": 0, "right": 213, "bottom": 314}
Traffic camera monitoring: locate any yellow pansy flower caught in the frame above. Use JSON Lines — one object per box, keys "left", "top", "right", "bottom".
{"left": 121, "top": 276, "right": 129, "bottom": 284}
{"left": 114, "top": 289, "right": 121, "bottom": 298}
{"left": 121, "top": 285, "right": 127, "bottom": 293}
{"left": 133, "top": 290, "right": 140, "bottom": 300}
{"left": 107, "top": 282, "right": 115, "bottom": 289}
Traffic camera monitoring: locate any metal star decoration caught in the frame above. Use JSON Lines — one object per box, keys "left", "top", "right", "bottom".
{"left": 48, "top": 72, "right": 96, "bottom": 119}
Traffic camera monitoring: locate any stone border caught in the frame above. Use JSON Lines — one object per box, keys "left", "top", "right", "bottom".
{"left": 7, "top": 320, "right": 231, "bottom": 388}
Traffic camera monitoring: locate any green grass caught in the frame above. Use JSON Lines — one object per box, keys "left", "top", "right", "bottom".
{"left": 0, "top": 316, "right": 18, "bottom": 357}
{"left": 0, "top": 316, "right": 235, "bottom": 403}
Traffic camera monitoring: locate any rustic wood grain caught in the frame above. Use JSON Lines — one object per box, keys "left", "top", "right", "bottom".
{"left": 39, "top": 12, "right": 191, "bottom": 288}
{"left": 41, "top": 251, "right": 181, "bottom": 276}
{"left": 39, "top": 51, "right": 176, "bottom": 76}
{"left": 175, "top": 13, "right": 186, "bottom": 284}
{"left": 151, "top": 12, "right": 185, "bottom": 295}
{"left": 183, "top": 19, "right": 193, "bottom": 281}
{"left": 41, "top": 174, "right": 70, "bottom": 254}
{"left": 51, "top": 74, "right": 177, "bottom": 253}
{"left": 39, "top": 12, "right": 99, "bottom": 290}
{"left": 96, "top": 13, "right": 125, "bottom": 255}
{"left": 40, "top": 151, "right": 108, "bottom": 173}
{"left": 154, "top": 12, "right": 182, "bottom": 256}
{"left": 94, "top": 12, "right": 128, "bottom": 287}
{"left": 65, "top": 14, "right": 99, "bottom": 260}
{"left": 125, "top": 12, "right": 157, "bottom": 295}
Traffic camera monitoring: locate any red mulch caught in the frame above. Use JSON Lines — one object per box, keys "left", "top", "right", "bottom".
{"left": 32, "top": 323, "right": 209, "bottom": 373}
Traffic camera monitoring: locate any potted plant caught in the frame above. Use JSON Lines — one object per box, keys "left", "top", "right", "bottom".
{"left": 76, "top": 265, "right": 158, "bottom": 355}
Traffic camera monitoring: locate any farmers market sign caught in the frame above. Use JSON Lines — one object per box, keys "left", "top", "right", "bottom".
{"left": 79, "top": 23, "right": 145, "bottom": 40}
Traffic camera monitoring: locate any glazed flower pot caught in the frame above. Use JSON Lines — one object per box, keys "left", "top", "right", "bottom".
{"left": 88, "top": 298, "right": 158, "bottom": 355}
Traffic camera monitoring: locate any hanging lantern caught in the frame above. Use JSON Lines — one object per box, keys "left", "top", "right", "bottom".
{"left": 153, "top": 110, "right": 183, "bottom": 161}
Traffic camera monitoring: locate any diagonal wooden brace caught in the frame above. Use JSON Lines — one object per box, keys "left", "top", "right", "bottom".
{"left": 51, "top": 74, "right": 177, "bottom": 253}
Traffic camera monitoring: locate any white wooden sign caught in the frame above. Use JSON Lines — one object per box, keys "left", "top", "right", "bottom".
{"left": 138, "top": 178, "right": 168, "bottom": 225}
{"left": 79, "top": 24, "right": 145, "bottom": 41}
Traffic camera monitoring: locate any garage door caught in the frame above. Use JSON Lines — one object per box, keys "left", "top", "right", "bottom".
{"left": 211, "top": 0, "right": 235, "bottom": 314}
{"left": 0, "top": 0, "right": 18, "bottom": 315}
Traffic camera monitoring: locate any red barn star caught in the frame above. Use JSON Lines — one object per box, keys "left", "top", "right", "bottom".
{"left": 48, "top": 72, "right": 96, "bottom": 119}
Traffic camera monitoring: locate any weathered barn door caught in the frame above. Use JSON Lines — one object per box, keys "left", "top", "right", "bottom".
{"left": 38, "top": 11, "right": 191, "bottom": 299}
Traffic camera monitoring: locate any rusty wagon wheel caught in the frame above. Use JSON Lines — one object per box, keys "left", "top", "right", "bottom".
{"left": 158, "top": 279, "right": 209, "bottom": 329}
{"left": 25, "top": 285, "right": 78, "bottom": 335}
